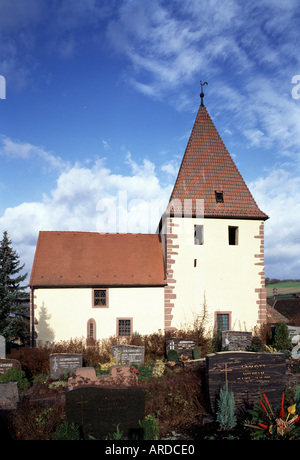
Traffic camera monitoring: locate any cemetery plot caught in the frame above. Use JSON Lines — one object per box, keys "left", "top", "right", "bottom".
{"left": 0, "top": 359, "right": 22, "bottom": 376}
{"left": 165, "top": 338, "right": 198, "bottom": 359}
{"left": 0, "top": 382, "right": 19, "bottom": 410}
{"left": 68, "top": 365, "right": 139, "bottom": 388}
{"left": 288, "top": 325, "right": 300, "bottom": 343}
{"left": 66, "top": 386, "right": 146, "bottom": 439}
{"left": 206, "top": 352, "right": 287, "bottom": 414}
{"left": 50, "top": 353, "right": 82, "bottom": 379}
{"left": 221, "top": 331, "right": 252, "bottom": 351}
{"left": 111, "top": 345, "right": 145, "bottom": 365}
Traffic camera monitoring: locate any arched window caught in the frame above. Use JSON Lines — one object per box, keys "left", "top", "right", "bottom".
{"left": 89, "top": 322, "right": 94, "bottom": 339}
{"left": 87, "top": 318, "right": 96, "bottom": 345}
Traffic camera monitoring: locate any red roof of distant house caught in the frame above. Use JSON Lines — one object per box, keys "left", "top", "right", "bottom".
{"left": 168, "top": 104, "right": 268, "bottom": 220}
{"left": 266, "top": 304, "right": 289, "bottom": 324}
{"left": 267, "top": 298, "right": 300, "bottom": 324}
{"left": 30, "top": 231, "right": 166, "bottom": 287}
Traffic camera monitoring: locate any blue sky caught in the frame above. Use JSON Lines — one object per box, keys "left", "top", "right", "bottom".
{"left": 0, "top": 0, "right": 300, "bottom": 281}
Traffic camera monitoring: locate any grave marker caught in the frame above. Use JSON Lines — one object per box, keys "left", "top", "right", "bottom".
{"left": 0, "top": 382, "right": 19, "bottom": 410}
{"left": 50, "top": 353, "right": 82, "bottom": 379}
{"left": 206, "top": 351, "right": 286, "bottom": 414}
{"left": 288, "top": 325, "right": 300, "bottom": 343}
{"left": 68, "top": 365, "right": 139, "bottom": 388}
{"left": 66, "top": 386, "right": 146, "bottom": 439}
{"left": 0, "top": 336, "right": 5, "bottom": 359}
{"left": 221, "top": 331, "right": 252, "bottom": 351}
{"left": 111, "top": 345, "right": 145, "bottom": 365}
{"left": 0, "top": 358, "right": 22, "bottom": 376}
{"left": 165, "top": 337, "right": 198, "bottom": 359}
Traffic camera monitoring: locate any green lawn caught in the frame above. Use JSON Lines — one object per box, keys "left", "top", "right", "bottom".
{"left": 266, "top": 281, "right": 300, "bottom": 297}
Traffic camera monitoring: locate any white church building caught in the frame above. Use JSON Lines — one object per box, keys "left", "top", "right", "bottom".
{"left": 29, "top": 94, "right": 268, "bottom": 346}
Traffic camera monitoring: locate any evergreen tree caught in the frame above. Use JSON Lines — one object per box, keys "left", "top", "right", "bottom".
{"left": 0, "top": 231, "right": 28, "bottom": 343}
{"left": 216, "top": 384, "right": 237, "bottom": 430}
{"left": 273, "top": 321, "right": 292, "bottom": 351}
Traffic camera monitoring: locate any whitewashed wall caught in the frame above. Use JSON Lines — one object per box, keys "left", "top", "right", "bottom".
{"left": 33, "top": 286, "right": 165, "bottom": 344}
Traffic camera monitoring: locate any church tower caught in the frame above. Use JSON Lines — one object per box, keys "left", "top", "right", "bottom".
{"left": 160, "top": 87, "right": 268, "bottom": 334}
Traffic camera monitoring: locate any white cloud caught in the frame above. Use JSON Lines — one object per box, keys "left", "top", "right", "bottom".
{"left": 0, "top": 155, "right": 172, "bottom": 279}
{"left": 249, "top": 167, "right": 300, "bottom": 278}
{"left": 161, "top": 160, "right": 179, "bottom": 176}
{"left": 243, "top": 129, "right": 266, "bottom": 148}
{"left": 0, "top": 135, "right": 67, "bottom": 171}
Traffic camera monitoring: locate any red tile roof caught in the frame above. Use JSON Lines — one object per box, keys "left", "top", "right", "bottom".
{"left": 168, "top": 105, "right": 268, "bottom": 220}
{"left": 30, "top": 231, "right": 166, "bottom": 287}
{"left": 266, "top": 304, "right": 289, "bottom": 324}
{"left": 268, "top": 298, "right": 300, "bottom": 324}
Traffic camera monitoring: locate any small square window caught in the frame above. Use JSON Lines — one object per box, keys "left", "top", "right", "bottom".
{"left": 93, "top": 289, "right": 108, "bottom": 307}
{"left": 118, "top": 318, "right": 132, "bottom": 337}
{"left": 215, "top": 191, "right": 224, "bottom": 203}
{"left": 194, "top": 225, "right": 204, "bottom": 245}
{"left": 228, "top": 226, "right": 238, "bottom": 245}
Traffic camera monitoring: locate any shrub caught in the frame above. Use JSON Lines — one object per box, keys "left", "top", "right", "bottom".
{"left": 273, "top": 322, "right": 292, "bottom": 351}
{"left": 105, "top": 424, "right": 125, "bottom": 440}
{"left": 294, "top": 385, "right": 300, "bottom": 412}
{"left": 192, "top": 346, "right": 201, "bottom": 359}
{"left": 145, "top": 368, "right": 205, "bottom": 436}
{"left": 48, "top": 380, "right": 68, "bottom": 390}
{"left": 216, "top": 385, "right": 237, "bottom": 430}
{"left": 8, "top": 346, "right": 51, "bottom": 379}
{"left": 167, "top": 349, "right": 178, "bottom": 362}
{"left": 0, "top": 367, "right": 30, "bottom": 393}
{"left": 52, "top": 422, "right": 82, "bottom": 440}
{"left": 139, "top": 415, "right": 159, "bottom": 440}
{"left": 152, "top": 360, "right": 165, "bottom": 378}
{"left": 11, "top": 398, "right": 66, "bottom": 440}
{"left": 98, "top": 354, "right": 120, "bottom": 373}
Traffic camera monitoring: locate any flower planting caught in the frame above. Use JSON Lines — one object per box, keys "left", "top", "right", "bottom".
{"left": 244, "top": 390, "right": 300, "bottom": 439}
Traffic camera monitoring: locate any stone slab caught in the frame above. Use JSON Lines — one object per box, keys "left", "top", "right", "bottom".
{"left": 50, "top": 353, "right": 82, "bottom": 379}
{"left": 221, "top": 331, "right": 252, "bottom": 351}
{"left": 0, "top": 382, "right": 19, "bottom": 410}
{"left": 206, "top": 351, "right": 287, "bottom": 414}
{"left": 0, "top": 359, "right": 22, "bottom": 376}
{"left": 111, "top": 345, "right": 145, "bottom": 365}
{"left": 165, "top": 337, "right": 198, "bottom": 359}
{"left": 66, "top": 385, "right": 146, "bottom": 439}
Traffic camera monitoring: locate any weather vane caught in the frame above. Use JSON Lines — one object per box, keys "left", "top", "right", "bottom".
{"left": 200, "top": 80, "right": 208, "bottom": 106}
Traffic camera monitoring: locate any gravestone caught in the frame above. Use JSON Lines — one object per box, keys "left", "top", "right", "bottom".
{"left": 0, "top": 382, "right": 19, "bottom": 410}
{"left": 288, "top": 325, "right": 300, "bottom": 343}
{"left": 68, "top": 365, "right": 139, "bottom": 388}
{"left": 66, "top": 386, "right": 146, "bottom": 439}
{"left": 206, "top": 351, "right": 286, "bottom": 414}
{"left": 111, "top": 345, "right": 145, "bottom": 365}
{"left": 0, "top": 358, "right": 22, "bottom": 376}
{"left": 0, "top": 336, "right": 5, "bottom": 359}
{"left": 165, "top": 337, "right": 198, "bottom": 359}
{"left": 222, "top": 331, "right": 252, "bottom": 351}
{"left": 50, "top": 353, "right": 82, "bottom": 379}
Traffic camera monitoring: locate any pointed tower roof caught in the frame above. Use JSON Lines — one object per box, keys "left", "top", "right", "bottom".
{"left": 168, "top": 101, "right": 268, "bottom": 220}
